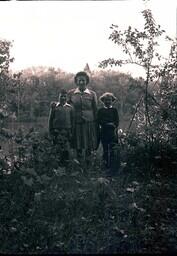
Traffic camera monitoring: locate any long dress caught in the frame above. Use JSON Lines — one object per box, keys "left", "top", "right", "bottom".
{"left": 68, "top": 87, "right": 98, "bottom": 151}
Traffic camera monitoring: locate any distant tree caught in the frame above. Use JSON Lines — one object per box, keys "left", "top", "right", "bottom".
{"left": 0, "top": 39, "right": 14, "bottom": 74}
{"left": 84, "top": 63, "right": 92, "bottom": 75}
{"left": 0, "top": 39, "right": 14, "bottom": 103}
{"left": 0, "top": 39, "right": 16, "bottom": 128}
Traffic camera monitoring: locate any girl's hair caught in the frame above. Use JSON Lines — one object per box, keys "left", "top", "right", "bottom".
{"left": 74, "top": 71, "right": 89, "bottom": 85}
{"left": 99, "top": 92, "right": 117, "bottom": 103}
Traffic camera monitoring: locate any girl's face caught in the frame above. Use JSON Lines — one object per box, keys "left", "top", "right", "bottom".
{"left": 76, "top": 75, "right": 87, "bottom": 92}
{"left": 104, "top": 97, "right": 113, "bottom": 108}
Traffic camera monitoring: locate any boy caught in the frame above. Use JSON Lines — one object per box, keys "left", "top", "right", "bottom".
{"left": 48, "top": 89, "right": 74, "bottom": 165}
{"left": 97, "top": 92, "right": 119, "bottom": 175}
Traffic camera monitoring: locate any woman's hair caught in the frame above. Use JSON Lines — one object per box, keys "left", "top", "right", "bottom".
{"left": 99, "top": 92, "right": 117, "bottom": 103}
{"left": 74, "top": 71, "right": 89, "bottom": 85}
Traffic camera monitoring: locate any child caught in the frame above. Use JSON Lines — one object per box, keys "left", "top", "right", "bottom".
{"left": 97, "top": 92, "right": 119, "bottom": 175}
{"left": 48, "top": 89, "right": 74, "bottom": 165}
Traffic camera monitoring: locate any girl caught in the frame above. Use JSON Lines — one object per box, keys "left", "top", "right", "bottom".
{"left": 97, "top": 92, "right": 120, "bottom": 174}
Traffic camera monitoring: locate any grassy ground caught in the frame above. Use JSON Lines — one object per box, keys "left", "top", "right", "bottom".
{"left": 0, "top": 119, "right": 177, "bottom": 253}
{"left": 1, "top": 145, "right": 177, "bottom": 254}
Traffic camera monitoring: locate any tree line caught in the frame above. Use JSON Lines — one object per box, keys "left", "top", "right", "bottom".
{"left": 0, "top": 64, "right": 144, "bottom": 125}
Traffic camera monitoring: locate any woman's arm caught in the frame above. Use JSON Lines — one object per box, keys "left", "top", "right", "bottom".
{"left": 70, "top": 106, "right": 75, "bottom": 132}
{"left": 67, "top": 90, "right": 72, "bottom": 105}
{"left": 92, "top": 91, "right": 98, "bottom": 120}
{"left": 48, "top": 102, "right": 56, "bottom": 135}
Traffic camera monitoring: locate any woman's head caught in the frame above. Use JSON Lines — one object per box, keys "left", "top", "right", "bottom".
{"left": 74, "top": 71, "right": 89, "bottom": 92}
{"left": 99, "top": 92, "right": 117, "bottom": 107}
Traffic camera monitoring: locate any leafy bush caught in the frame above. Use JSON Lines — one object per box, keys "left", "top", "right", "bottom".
{"left": 1, "top": 129, "right": 177, "bottom": 254}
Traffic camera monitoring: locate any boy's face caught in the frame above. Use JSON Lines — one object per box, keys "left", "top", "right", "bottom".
{"left": 104, "top": 97, "right": 113, "bottom": 107}
{"left": 60, "top": 94, "right": 67, "bottom": 105}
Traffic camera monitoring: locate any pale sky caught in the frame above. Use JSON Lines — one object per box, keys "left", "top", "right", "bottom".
{"left": 0, "top": 0, "right": 176, "bottom": 78}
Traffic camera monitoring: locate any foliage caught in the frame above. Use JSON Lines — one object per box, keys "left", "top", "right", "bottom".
{"left": 0, "top": 39, "right": 13, "bottom": 108}
{"left": 1, "top": 130, "right": 177, "bottom": 254}
{"left": 0, "top": 39, "right": 14, "bottom": 74}
{"left": 99, "top": 7, "right": 177, "bottom": 166}
{"left": 99, "top": 9, "right": 168, "bottom": 74}
{"left": 1, "top": 66, "right": 145, "bottom": 124}
{"left": 0, "top": 39, "right": 23, "bottom": 126}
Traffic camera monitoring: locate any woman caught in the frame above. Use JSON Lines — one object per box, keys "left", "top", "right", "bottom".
{"left": 68, "top": 71, "right": 98, "bottom": 160}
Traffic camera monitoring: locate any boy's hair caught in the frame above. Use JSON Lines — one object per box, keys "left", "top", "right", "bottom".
{"left": 59, "top": 89, "right": 68, "bottom": 96}
{"left": 99, "top": 92, "right": 117, "bottom": 103}
{"left": 58, "top": 89, "right": 68, "bottom": 102}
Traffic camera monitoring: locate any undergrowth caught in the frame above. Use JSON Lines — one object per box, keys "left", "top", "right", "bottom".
{"left": 0, "top": 130, "right": 177, "bottom": 254}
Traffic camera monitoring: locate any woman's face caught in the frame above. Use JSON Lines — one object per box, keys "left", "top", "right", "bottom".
{"left": 76, "top": 75, "right": 87, "bottom": 92}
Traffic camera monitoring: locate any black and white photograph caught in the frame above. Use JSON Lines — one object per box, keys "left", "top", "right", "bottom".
{"left": 0, "top": 0, "right": 177, "bottom": 254}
